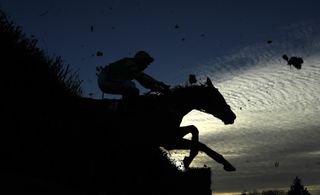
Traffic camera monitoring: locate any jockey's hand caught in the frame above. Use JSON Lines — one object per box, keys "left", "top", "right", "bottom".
{"left": 157, "top": 82, "right": 170, "bottom": 93}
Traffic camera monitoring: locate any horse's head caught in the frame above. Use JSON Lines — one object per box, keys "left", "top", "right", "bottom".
{"left": 195, "top": 77, "right": 236, "bottom": 125}
{"left": 141, "top": 77, "right": 236, "bottom": 125}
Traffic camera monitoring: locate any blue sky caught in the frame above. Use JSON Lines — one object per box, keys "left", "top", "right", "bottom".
{"left": 2, "top": 0, "right": 320, "bottom": 97}
{"left": 1, "top": 0, "right": 320, "bottom": 194}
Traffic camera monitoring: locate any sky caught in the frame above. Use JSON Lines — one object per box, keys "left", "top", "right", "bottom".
{"left": 1, "top": 0, "right": 320, "bottom": 194}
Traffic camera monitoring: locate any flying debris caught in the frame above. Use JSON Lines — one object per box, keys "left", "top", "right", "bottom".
{"left": 90, "top": 25, "right": 93, "bottom": 32}
{"left": 282, "top": 54, "right": 289, "bottom": 61}
{"left": 96, "top": 66, "right": 103, "bottom": 76}
{"left": 267, "top": 40, "right": 272, "bottom": 44}
{"left": 282, "top": 54, "right": 303, "bottom": 69}
{"left": 96, "top": 51, "right": 103, "bottom": 56}
{"left": 174, "top": 25, "right": 179, "bottom": 29}
{"left": 188, "top": 74, "right": 197, "bottom": 84}
{"left": 39, "top": 9, "right": 50, "bottom": 17}
{"left": 135, "top": 2, "right": 141, "bottom": 7}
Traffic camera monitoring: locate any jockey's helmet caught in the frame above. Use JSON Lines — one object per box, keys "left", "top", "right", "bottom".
{"left": 134, "top": 51, "right": 154, "bottom": 63}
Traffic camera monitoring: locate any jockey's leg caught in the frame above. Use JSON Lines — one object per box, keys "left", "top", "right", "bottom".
{"left": 121, "top": 81, "right": 139, "bottom": 100}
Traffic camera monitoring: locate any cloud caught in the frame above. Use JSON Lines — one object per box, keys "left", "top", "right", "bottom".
{"left": 179, "top": 20, "right": 320, "bottom": 192}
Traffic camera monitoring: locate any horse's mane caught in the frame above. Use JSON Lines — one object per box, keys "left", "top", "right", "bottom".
{"left": 143, "top": 83, "right": 205, "bottom": 96}
{"left": 142, "top": 83, "right": 205, "bottom": 98}
{"left": 170, "top": 83, "right": 203, "bottom": 92}
{"left": 137, "top": 84, "right": 206, "bottom": 109}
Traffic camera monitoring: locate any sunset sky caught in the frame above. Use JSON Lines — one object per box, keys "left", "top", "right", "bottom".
{"left": 1, "top": 0, "right": 320, "bottom": 194}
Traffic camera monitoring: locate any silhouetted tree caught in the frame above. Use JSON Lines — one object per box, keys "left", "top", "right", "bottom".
{"left": 241, "top": 190, "right": 260, "bottom": 195}
{"left": 287, "top": 177, "right": 310, "bottom": 195}
{"left": 241, "top": 189, "right": 286, "bottom": 195}
{"left": 262, "top": 190, "right": 285, "bottom": 195}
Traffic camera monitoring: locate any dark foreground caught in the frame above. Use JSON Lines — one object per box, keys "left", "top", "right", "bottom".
{"left": 0, "top": 9, "right": 212, "bottom": 195}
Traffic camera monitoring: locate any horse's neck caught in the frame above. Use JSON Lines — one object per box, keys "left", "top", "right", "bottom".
{"left": 164, "top": 91, "right": 195, "bottom": 116}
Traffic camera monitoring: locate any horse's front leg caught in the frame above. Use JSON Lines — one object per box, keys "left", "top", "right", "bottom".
{"left": 178, "top": 125, "right": 199, "bottom": 142}
{"left": 176, "top": 125, "right": 199, "bottom": 168}
{"left": 168, "top": 138, "right": 236, "bottom": 172}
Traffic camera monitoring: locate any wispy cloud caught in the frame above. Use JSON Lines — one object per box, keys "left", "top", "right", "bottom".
{"left": 178, "top": 19, "right": 320, "bottom": 193}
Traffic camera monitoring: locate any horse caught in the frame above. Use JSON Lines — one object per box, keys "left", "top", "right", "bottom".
{"left": 88, "top": 77, "right": 237, "bottom": 171}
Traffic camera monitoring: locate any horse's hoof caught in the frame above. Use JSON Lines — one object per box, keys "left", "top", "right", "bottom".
{"left": 223, "top": 164, "right": 236, "bottom": 172}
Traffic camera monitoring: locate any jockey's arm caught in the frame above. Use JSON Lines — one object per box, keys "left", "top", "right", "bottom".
{"left": 135, "top": 72, "right": 169, "bottom": 91}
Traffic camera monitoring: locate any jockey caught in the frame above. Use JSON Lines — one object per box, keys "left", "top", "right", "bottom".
{"left": 97, "top": 51, "right": 170, "bottom": 99}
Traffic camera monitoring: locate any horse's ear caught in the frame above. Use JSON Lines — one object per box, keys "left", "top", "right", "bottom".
{"left": 206, "top": 77, "right": 214, "bottom": 87}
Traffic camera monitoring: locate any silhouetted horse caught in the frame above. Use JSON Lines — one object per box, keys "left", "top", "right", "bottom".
{"left": 86, "top": 77, "right": 236, "bottom": 171}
